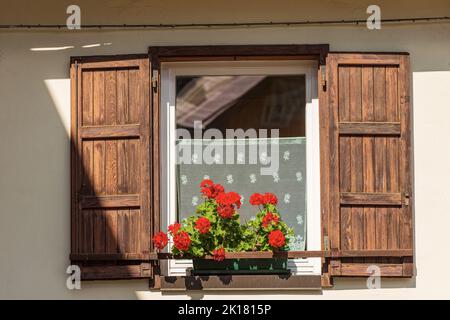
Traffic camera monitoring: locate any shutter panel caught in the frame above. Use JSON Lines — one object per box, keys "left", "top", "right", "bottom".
{"left": 326, "top": 53, "right": 414, "bottom": 277}
{"left": 70, "top": 56, "right": 153, "bottom": 280}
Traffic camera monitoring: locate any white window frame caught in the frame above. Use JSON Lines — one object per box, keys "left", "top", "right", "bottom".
{"left": 160, "top": 60, "right": 321, "bottom": 276}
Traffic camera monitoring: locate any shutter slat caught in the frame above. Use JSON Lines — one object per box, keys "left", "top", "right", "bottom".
{"left": 339, "top": 122, "right": 400, "bottom": 135}
{"left": 71, "top": 57, "right": 153, "bottom": 280}
{"left": 81, "top": 263, "right": 151, "bottom": 280}
{"left": 331, "top": 263, "right": 404, "bottom": 277}
{"left": 325, "top": 53, "right": 414, "bottom": 278}
{"left": 70, "top": 253, "right": 150, "bottom": 260}
{"left": 340, "top": 192, "right": 402, "bottom": 206}
{"left": 80, "top": 195, "right": 140, "bottom": 209}
{"left": 80, "top": 125, "right": 140, "bottom": 138}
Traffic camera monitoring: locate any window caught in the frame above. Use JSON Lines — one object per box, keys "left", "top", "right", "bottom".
{"left": 70, "top": 46, "right": 414, "bottom": 285}
{"left": 160, "top": 61, "right": 321, "bottom": 276}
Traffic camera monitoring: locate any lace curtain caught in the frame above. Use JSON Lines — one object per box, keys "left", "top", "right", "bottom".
{"left": 176, "top": 137, "right": 307, "bottom": 250}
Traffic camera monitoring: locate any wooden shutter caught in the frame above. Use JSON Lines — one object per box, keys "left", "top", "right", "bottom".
{"left": 325, "top": 53, "right": 414, "bottom": 277}
{"left": 70, "top": 56, "right": 153, "bottom": 280}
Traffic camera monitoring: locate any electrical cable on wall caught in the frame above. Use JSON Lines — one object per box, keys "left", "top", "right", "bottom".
{"left": 0, "top": 16, "right": 449, "bottom": 29}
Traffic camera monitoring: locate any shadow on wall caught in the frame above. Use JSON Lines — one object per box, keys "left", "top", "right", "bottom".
{"left": 151, "top": 275, "right": 416, "bottom": 299}
{"left": 0, "top": 45, "right": 150, "bottom": 299}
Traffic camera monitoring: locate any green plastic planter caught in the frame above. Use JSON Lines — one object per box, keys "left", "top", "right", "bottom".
{"left": 191, "top": 258, "right": 289, "bottom": 275}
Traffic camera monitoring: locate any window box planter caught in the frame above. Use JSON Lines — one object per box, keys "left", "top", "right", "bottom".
{"left": 191, "top": 258, "right": 289, "bottom": 275}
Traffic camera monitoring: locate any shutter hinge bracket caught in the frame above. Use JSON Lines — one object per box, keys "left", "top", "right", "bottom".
{"left": 404, "top": 192, "right": 410, "bottom": 206}
{"left": 140, "top": 263, "right": 151, "bottom": 277}
{"left": 320, "top": 65, "right": 327, "bottom": 90}
{"left": 400, "top": 95, "right": 410, "bottom": 104}
{"left": 152, "top": 70, "right": 159, "bottom": 92}
{"left": 323, "top": 235, "right": 329, "bottom": 252}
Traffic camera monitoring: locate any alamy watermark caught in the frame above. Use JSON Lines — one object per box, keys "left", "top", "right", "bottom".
{"left": 66, "top": 5, "right": 81, "bottom": 30}
{"left": 175, "top": 119, "right": 280, "bottom": 176}
{"left": 65, "top": 4, "right": 381, "bottom": 31}
{"left": 66, "top": 265, "right": 81, "bottom": 290}
{"left": 366, "top": 265, "right": 381, "bottom": 289}
{"left": 367, "top": 5, "right": 381, "bottom": 30}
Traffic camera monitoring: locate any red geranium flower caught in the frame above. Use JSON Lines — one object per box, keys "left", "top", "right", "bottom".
{"left": 263, "top": 192, "right": 278, "bottom": 206}
{"left": 201, "top": 187, "right": 213, "bottom": 198}
{"left": 206, "top": 183, "right": 225, "bottom": 199}
{"left": 228, "top": 191, "right": 242, "bottom": 209}
{"left": 217, "top": 205, "right": 234, "bottom": 219}
{"left": 200, "top": 179, "right": 214, "bottom": 188}
{"left": 262, "top": 212, "right": 279, "bottom": 228}
{"left": 249, "top": 193, "right": 263, "bottom": 206}
{"left": 168, "top": 222, "right": 181, "bottom": 235}
{"left": 152, "top": 231, "right": 168, "bottom": 250}
{"left": 173, "top": 231, "right": 191, "bottom": 252}
{"left": 216, "top": 191, "right": 241, "bottom": 208}
{"left": 213, "top": 184, "right": 225, "bottom": 196}
{"left": 215, "top": 192, "right": 229, "bottom": 206}
{"left": 200, "top": 179, "right": 225, "bottom": 199}
{"left": 268, "top": 230, "right": 286, "bottom": 248}
{"left": 212, "top": 247, "right": 226, "bottom": 261}
{"left": 195, "top": 217, "right": 211, "bottom": 234}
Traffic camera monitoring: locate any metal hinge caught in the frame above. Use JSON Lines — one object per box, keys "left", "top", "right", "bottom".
{"left": 140, "top": 263, "right": 151, "bottom": 277}
{"left": 320, "top": 65, "right": 327, "bottom": 90}
{"left": 324, "top": 235, "right": 329, "bottom": 251}
{"left": 400, "top": 95, "right": 410, "bottom": 104}
{"left": 152, "top": 70, "right": 159, "bottom": 92}
{"left": 404, "top": 192, "right": 410, "bottom": 206}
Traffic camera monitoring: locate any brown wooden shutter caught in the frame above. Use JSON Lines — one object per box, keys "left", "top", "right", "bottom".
{"left": 325, "top": 53, "right": 414, "bottom": 277}
{"left": 70, "top": 56, "right": 154, "bottom": 280}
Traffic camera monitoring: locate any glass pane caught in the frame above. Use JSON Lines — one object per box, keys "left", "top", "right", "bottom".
{"left": 175, "top": 75, "right": 307, "bottom": 250}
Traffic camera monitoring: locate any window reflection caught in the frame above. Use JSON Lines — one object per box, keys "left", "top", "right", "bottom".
{"left": 176, "top": 75, "right": 306, "bottom": 137}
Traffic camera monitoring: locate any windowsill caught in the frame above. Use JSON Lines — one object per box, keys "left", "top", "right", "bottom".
{"left": 159, "top": 274, "right": 322, "bottom": 291}
{"left": 153, "top": 251, "right": 324, "bottom": 259}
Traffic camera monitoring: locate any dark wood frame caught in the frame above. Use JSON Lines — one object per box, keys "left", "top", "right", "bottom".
{"left": 149, "top": 45, "right": 329, "bottom": 63}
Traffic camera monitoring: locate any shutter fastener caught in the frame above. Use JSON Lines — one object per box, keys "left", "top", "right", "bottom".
{"left": 320, "top": 65, "right": 327, "bottom": 90}
{"left": 140, "top": 263, "right": 151, "bottom": 277}
{"left": 152, "top": 70, "right": 159, "bottom": 92}
{"left": 404, "top": 192, "right": 410, "bottom": 206}
{"left": 323, "top": 235, "right": 329, "bottom": 251}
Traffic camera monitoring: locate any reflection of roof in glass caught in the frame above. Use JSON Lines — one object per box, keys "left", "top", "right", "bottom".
{"left": 176, "top": 76, "right": 266, "bottom": 128}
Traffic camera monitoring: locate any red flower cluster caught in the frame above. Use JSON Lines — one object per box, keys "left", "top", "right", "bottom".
{"left": 195, "top": 217, "right": 211, "bottom": 234}
{"left": 173, "top": 231, "right": 191, "bottom": 251}
{"left": 216, "top": 191, "right": 242, "bottom": 208}
{"left": 200, "top": 179, "right": 225, "bottom": 199}
{"left": 262, "top": 212, "right": 279, "bottom": 229}
{"left": 249, "top": 193, "right": 263, "bottom": 206}
{"left": 249, "top": 192, "right": 278, "bottom": 206}
{"left": 268, "top": 230, "right": 286, "bottom": 248}
{"left": 216, "top": 191, "right": 242, "bottom": 219}
{"left": 217, "top": 205, "right": 234, "bottom": 218}
{"left": 152, "top": 231, "right": 168, "bottom": 250}
{"left": 263, "top": 193, "right": 278, "bottom": 206}
{"left": 168, "top": 222, "right": 181, "bottom": 235}
{"left": 212, "top": 247, "right": 226, "bottom": 261}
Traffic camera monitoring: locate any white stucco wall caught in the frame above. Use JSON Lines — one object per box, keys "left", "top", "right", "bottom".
{"left": 0, "top": 0, "right": 450, "bottom": 299}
